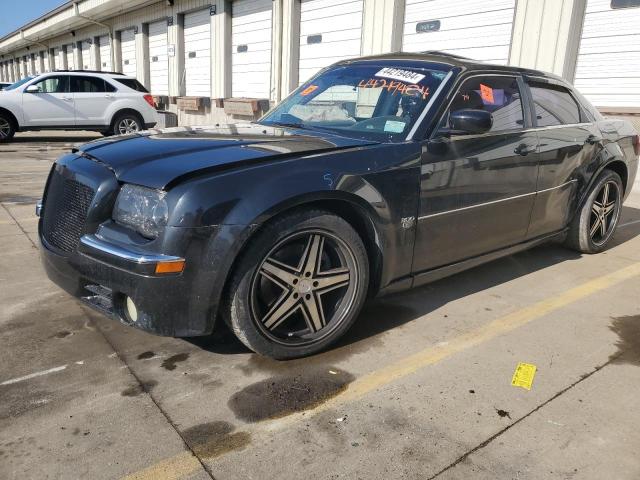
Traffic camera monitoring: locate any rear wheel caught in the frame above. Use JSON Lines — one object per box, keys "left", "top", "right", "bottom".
{"left": 565, "top": 169, "right": 623, "bottom": 253}
{"left": 112, "top": 113, "right": 143, "bottom": 136}
{"left": 0, "top": 113, "right": 16, "bottom": 143}
{"left": 225, "top": 210, "right": 369, "bottom": 359}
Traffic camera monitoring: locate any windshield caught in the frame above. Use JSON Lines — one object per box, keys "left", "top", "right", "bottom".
{"left": 260, "top": 63, "right": 450, "bottom": 142}
{"left": 3, "top": 76, "right": 35, "bottom": 91}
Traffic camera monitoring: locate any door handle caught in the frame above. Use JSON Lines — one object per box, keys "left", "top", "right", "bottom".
{"left": 514, "top": 144, "right": 536, "bottom": 156}
{"left": 585, "top": 134, "right": 603, "bottom": 145}
{"left": 63, "top": 97, "right": 73, "bottom": 102}
{"left": 104, "top": 94, "right": 114, "bottom": 98}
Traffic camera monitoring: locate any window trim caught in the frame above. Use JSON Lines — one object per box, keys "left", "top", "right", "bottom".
{"left": 611, "top": 0, "right": 640, "bottom": 9}
{"left": 428, "top": 72, "right": 532, "bottom": 141}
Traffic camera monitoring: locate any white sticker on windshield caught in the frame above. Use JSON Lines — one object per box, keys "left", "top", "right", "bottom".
{"left": 384, "top": 120, "right": 406, "bottom": 133}
{"left": 375, "top": 67, "right": 425, "bottom": 84}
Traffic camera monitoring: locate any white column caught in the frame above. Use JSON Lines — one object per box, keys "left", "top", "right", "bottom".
{"left": 136, "top": 24, "right": 150, "bottom": 87}
{"left": 361, "top": 0, "right": 405, "bottom": 55}
{"left": 212, "top": 0, "right": 231, "bottom": 99}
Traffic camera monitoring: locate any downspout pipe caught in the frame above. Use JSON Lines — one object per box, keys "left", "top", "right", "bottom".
{"left": 73, "top": 1, "right": 115, "bottom": 70}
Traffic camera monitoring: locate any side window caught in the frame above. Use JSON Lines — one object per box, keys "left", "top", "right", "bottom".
{"left": 440, "top": 76, "right": 524, "bottom": 134}
{"left": 528, "top": 83, "right": 581, "bottom": 127}
{"left": 104, "top": 81, "right": 117, "bottom": 93}
{"left": 72, "top": 76, "right": 108, "bottom": 93}
{"left": 33, "top": 76, "right": 68, "bottom": 93}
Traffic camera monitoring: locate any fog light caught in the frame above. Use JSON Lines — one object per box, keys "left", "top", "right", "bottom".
{"left": 125, "top": 296, "right": 138, "bottom": 323}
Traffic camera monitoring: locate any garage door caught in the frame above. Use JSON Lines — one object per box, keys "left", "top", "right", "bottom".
{"left": 120, "top": 29, "right": 137, "bottom": 77}
{"left": 298, "top": 0, "right": 363, "bottom": 85}
{"left": 574, "top": 0, "right": 640, "bottom": 109}
{"left": 65, "top": 44, "right": 76, "bottom": 70}
{"left": 402, "top": 0, "right": 516, "bottom": 64}
{"left": 81, "top": 40, "right": 92, "bottom": 70}
{"left": 231, "top": 0, "right": 272, "bottom": 98}
{"left": 43, "top": 51, "right": 51, "bottom": 72}
{"left": 98, "top": 36, "right": 112, "bottom": 71}
{"left": 148, "top": 20, "right": 169, "bottom": 95}
{"left": 184, "top": 9, "right": 211, "bottom": 97}
{"left": 55, "top": 47, "right": 64, "bottom": 69}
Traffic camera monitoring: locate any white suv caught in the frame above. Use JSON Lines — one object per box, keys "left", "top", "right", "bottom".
{"left": 0, "top": 71, "right": 158, "bottom": 142}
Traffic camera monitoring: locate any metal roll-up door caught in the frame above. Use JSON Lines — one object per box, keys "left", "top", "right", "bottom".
{"left": 98, "top": 36, "right": 111, "bottom": 71}
{"left": 184, "top": 9, "right": 212, "bottom": 97}
{"left": 81, "top": 40, "right": 92, "bottom": 70}
{"left": 148, "top": 20, "right": 169, "bottom": 95}
{"left": 65, "top": 44, "right": 76, "bottom": 70}
{"left": 120, "top": 29, "right": 137, "bottom": 77}
{"left": 402, "top": 0, "right": 516, "bottom": 64}
{"left": 43, "top": 51, "right": 50, "bottom": 72}
{"left": 55, "top": 47, "right": 64, "bottom": 69}
{"left": 231, "top": 0, "right": 272, "bottom": 98}
{"left": 298, "top": 0, "right": 364, "bottom": 85}
{"left": 574, "top": 0, "right": 640, "bottom": 109}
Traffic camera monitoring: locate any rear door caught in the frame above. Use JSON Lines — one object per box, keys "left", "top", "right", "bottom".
{"left": 414, "top": 74, "right": 539, "bottom": 272}
{"left": 71, "top": 75, "right": 115, "bottom": 126}
{"left": 525, "top": 78, "right": 602, "bottom": 237}
{"left": 21, "top": 75, "right": 75, "bottom": 127}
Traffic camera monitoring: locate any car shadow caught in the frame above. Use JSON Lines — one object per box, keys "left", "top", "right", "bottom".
{"left": 189, "top": 205, "right": 640, "bottom": 358}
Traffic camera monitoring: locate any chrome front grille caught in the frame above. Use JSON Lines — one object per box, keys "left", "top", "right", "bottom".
{"left": 42, "top": 168, "right": 95, "bottom": 253}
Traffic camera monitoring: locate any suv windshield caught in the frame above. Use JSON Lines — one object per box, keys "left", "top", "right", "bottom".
{"left": 4, "top": 76, "right": 35, "bottom": 91}
{"left": 260, "top": 63, "right": 450, "bottom": 142}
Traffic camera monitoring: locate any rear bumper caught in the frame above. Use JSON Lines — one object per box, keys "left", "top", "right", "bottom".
{"left": 39, "top": 225, "right": 228, "bottom": 337}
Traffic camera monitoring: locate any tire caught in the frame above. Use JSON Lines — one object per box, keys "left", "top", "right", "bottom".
{"left": 111, "top": 112, "right": 143, "bottom": 136}
{"left": 565, "top": 169, "right": 623, "bottom": 254}
{"left": 0, "top": 112, "right": 16, "bottom": 143}
{"left": 225, "top": 210, "right": 369, "bottom": 359}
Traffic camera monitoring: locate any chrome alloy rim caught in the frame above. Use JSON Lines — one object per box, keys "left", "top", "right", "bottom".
{"left": 0, "top": 118, "right": 10, "bottom": 138}
{"left": 250, "top": 230, "right": 358, "bottom": 346}
{"left": 117, "top": 118, "right": 141, "bottom": 135}
{"left": 590, "top": 180, "right": 621, "bottom": 246}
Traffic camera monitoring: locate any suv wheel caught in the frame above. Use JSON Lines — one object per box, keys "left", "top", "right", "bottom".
{"left": 565, "top": 169, "right": 623, "bottom": 253}
{"left": 0, "top": 113, "right": 16, "bottom": 143}
{"left": 225, "top": 210, "right": 369, "bottom": 359}
{"left": 112, "top": 113, "right": 143, "bottom": 136}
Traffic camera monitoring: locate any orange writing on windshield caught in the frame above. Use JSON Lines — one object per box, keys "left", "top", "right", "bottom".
{"left": 357, "top": 78, "right": 429, "bottom": 99}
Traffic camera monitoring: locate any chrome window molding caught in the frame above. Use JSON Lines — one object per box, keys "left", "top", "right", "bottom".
{"left": 418, "top": 179, "right": 578, "bottom": 221}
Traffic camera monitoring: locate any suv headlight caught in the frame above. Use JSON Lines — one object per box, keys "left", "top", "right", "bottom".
{"left": 113, "top": 184, "right": 168, "bottom": 238}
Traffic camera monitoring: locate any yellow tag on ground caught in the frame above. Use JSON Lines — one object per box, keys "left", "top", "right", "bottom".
{"left": 511, "top": 363, "right": 537, "bottom": 390}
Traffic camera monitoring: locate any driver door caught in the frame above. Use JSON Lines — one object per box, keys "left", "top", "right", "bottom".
{"left": 412, "top": 74, "right": 539, "bottom": 273}
{"left": 21, "top": 75, "right": 75, "bottom": 127}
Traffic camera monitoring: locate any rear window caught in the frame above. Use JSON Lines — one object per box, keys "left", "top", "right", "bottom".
{"left": 528, "top": 82, "right": 581, "bottom": 127}
{"left": 113, "top": 78, "right": 148, "bottom": 93}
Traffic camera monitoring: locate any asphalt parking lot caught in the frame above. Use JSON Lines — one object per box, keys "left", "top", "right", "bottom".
{"left": 1, "top": 131, "right": 640, "bottom": 480}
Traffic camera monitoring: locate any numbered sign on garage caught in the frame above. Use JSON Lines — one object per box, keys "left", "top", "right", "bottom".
{"left": 574, "top": 0, "right": 640, "bottom": 109}
{"left": 232, "top": 0, "right": 273, "bottom": 99}
{"left": 120, "top": 29, "right": 137, "bottom": 77}
{"left": 298, "top": 0, "right": 364, "bottom": 85}
{"left": 402, "top": 0, "right": 516, "bottom": 64}
{"left": 148, "top": 20, "right": 169, "bottom": 95}
{"left": 98, "top": 35, "right": 111, "bottom": 71}
{"left": 184, "top": 8, "right": 212, "bottom": 97}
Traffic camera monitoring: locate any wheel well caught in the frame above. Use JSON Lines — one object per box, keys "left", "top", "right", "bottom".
{"left": 0, "top": 107, "right": 18, "bottom": 129}
{"left": 604, "top": 160, "right": 628, "bottom": 194}
{"left": 110, "top": 108, "right": 144, "bottom": 128}
{"left": 222, "top": 199, "right": 384, "bottom": 312}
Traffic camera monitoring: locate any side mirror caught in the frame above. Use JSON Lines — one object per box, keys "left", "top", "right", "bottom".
{"left": 25, "top": 84, "right": 40, "bottom": 93}
{"left": 449, "top": 109, "right": 492, "bottom": 135}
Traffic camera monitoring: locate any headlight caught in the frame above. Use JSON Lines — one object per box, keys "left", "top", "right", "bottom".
{"left": 113, "top": 184, "right": 168, "bottom": 238}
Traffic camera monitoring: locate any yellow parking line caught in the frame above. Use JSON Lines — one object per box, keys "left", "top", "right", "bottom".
{"left": 121, "top": 261, "right": 640, "bottom": 480}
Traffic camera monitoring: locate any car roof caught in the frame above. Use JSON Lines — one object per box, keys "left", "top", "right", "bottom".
{"left": 336, "top": 51, "right": 566, "bottom": 83}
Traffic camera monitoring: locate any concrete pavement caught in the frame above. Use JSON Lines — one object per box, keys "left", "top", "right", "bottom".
{"left": 1, "top": 132, "right": 639, "bottom": 480}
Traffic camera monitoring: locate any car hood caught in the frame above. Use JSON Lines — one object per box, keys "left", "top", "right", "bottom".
{"left": 75, "top": 123, "right": 378, "bottom": 189}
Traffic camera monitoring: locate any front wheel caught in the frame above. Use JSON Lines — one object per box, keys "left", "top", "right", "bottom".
{"left": 0, "top": 113, "right": 16, "bottom": 143}
{"left": 225, "top": 210, "right": 369, "bottom": 359}
{"left": 565, "top": 169, "right": 623, "bottom": 253}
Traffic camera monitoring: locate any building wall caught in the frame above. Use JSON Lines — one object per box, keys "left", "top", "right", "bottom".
{"left": 0, "top": 0, "right": 638, "bottom": 125}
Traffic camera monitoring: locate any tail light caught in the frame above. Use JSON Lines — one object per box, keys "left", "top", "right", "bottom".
{"left": 633, "top": 134, "right": 640, "bottom": 157}
{"left": 143, "top": 94, "right": 155, "bottom": 108}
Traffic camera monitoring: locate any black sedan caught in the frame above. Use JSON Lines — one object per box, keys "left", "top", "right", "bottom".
{"left": 38, "top": 53, "right": 639, "bottom": 359}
